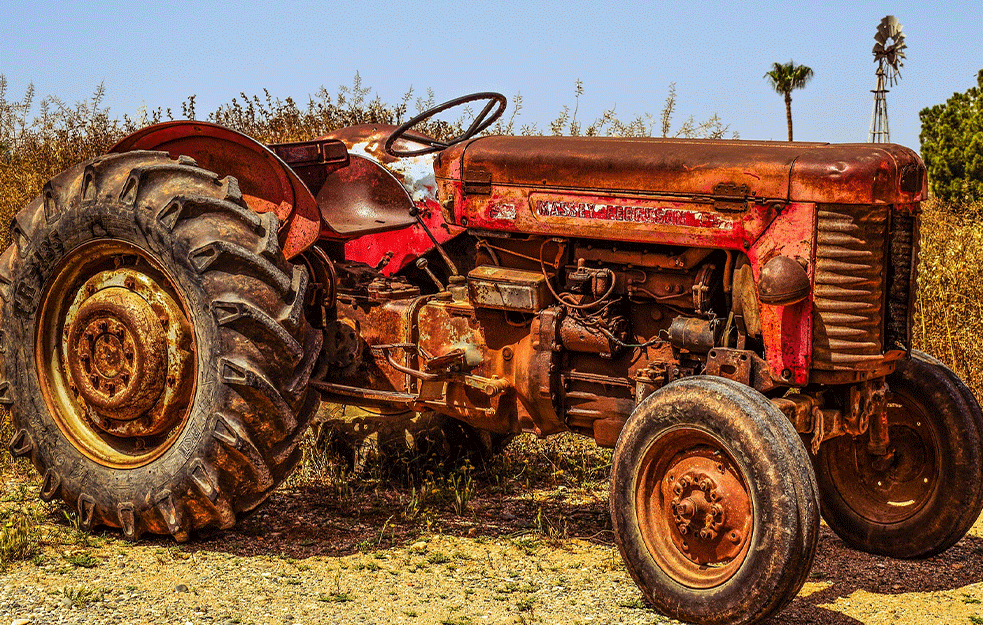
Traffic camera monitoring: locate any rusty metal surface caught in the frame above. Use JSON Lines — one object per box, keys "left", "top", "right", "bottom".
{"left": 635, "top": 427, "right": 754, "bottom": 588}
{"left": 35, "top": 241, "right": 196, "bottom": 468}
{"left": 315, "top": 154, "right": 417, "bottom": 237}
{"left": 822, "top": 391, "right": 937, "bottom": 524}
{"left": 812, "top": 204, "right": 888, "bottom": 372}
{"left": 308, "top": 126, "right": 925, "bottom": 454}
{"left": 322, "top": 125, "right": 463, "bottom": 275}
{"left": 467, "top": 266, "right": 548, "bottom": 312}
{"left": 110, "top": 121, "right": 331, "bottom": 258}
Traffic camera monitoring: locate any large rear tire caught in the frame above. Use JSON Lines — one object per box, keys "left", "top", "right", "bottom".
{"left": 814, "top": 350, "right": 983, "bottom": 558}
{"left": 0, "top": 151, "right": 320, "bottom": 541}
{"left": 610, "top": 376, "right": 819, "bottom": 625}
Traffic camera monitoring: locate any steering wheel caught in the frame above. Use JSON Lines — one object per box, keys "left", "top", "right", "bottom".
{"left": 384, "top": 92, "right": 507, "bottom": 157}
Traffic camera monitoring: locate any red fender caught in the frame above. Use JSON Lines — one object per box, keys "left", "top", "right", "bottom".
{"left": 111, "top": 121, "right": 341, "bottom": 259}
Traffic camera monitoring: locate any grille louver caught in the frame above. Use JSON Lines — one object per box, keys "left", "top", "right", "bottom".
{"left": 812, "top": 205, "right": 887, "bottom": 369}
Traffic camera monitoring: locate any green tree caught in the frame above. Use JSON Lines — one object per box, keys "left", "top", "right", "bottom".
{"left": 919, "top": 69, "right": 983, "bottom": 206}
{"left": 764, "top": 61, "right": 814, "bottom": 141}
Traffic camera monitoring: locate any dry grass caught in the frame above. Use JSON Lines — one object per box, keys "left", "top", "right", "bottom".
{"left": 913, "top": 198, "right": 983, "bottom": 396}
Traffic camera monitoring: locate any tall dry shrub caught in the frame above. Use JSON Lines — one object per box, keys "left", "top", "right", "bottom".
{"left": 913, "top": 199, "right": 983, "bottom": 397}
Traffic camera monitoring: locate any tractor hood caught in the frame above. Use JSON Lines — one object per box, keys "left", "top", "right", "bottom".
{"left": 432, "top": 135, "right": 926, "bottom": 249}
{"left": 434, "top": 135, "right": 927, "bottom": 206}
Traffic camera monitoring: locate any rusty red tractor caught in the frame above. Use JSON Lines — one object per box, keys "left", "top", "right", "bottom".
{"left": 3, "top": 92, "right": 981, "bottom": 625}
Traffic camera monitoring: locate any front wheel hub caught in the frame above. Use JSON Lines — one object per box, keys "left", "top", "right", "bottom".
{"left": 636, "top": 428, "right": 754, "bottom": 588}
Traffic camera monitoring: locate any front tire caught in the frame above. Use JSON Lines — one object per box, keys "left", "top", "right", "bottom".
{"left": 610, "top": 377, "right": 819, "bottom": 625}
{"left": 814, "top": 350, "right": 983, "bottom": 558}
{"left": 0, "top": 151, "right": 320, "bottom": 541}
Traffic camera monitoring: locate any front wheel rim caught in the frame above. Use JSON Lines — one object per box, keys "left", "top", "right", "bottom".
{"left": 635, "top": 427, "right": 754, "bottom": 589}
{"left": 36, "top": 240, "right": 197, "bottom": 468}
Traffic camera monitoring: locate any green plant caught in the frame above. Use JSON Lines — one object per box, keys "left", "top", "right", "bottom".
{"left": 515, "top": 597, "right": 537, "bottom": 612}
{"left": 449, "top": 462, "right": 475, "bottom": 515}
{"left": 619, "top": 597, "right": 647, "bottom": 609}
{"left": 0, "top": 511, "right": 37, "bottom": 565}
{"left": 318, "top": 592, "right": 355, "bottom": 603}
{"left": 63, "top": 552, "right": 99, "bottom": 568}
{"left": 920, "top": 69, "right": 983, "bottom": 206}
{"left": 59, "top": 585, "right": 104, "bottom": 607}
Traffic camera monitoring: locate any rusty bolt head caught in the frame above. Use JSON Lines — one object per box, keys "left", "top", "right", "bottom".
{"left": 502, "top": 347, "right": 514, "bottom": 361}
{"left": 85, "top": 284, "right": 96, "bottom": 296}
{"left": 124, "top": 277, "right": 135, "bottom": 290}
{"left": 730, "top": 531, "right": 742, "bottom": 544}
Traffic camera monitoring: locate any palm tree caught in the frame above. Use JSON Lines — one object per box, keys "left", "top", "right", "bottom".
{"left": 764, "top": 61, "right": 814, "bottom": 141}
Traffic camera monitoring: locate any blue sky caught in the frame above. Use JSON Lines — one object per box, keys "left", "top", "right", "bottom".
{"left": 2, "top": 0, "right": 981, "bottom": 150}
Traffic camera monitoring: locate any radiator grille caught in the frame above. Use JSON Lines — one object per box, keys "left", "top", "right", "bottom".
{"left": 885, "top": 209, "right": 917, "bottom": 352}
{"left": 812, "top": 205, "right": 887, "bottom": 370}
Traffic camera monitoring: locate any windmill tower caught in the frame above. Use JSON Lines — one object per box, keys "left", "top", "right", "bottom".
{"left": 869, "top": 16, "right": 906, "bottom": 143}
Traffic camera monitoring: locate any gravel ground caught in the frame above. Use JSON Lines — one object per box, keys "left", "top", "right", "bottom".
{"left": 2, "top": 480, "right": 982, "bottom": 625}
{"left": 2, "top": 425, "right": 983, "bottom": 625}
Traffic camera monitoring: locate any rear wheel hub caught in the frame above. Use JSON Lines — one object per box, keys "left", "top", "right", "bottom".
{"left": 37, "top": 242, "right": 196, "bottom": 467}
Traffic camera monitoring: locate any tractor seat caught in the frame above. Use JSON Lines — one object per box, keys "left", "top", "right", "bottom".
{"left": 317, "top": 154, "right": 417, "bottom": 238}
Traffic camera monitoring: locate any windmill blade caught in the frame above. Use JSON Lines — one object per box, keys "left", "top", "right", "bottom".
{"left": 874, "top": 29, "right": 889, "bottom": 44}
{"left": 873, "top": 42, "right": 885, "bottom": 54}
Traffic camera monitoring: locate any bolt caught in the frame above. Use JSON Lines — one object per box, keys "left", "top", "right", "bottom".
{"left": 85, "top": 284, "right": 96, "bottom": 296}
{"left": 717, "top": 463, "right": 725, "bottom": 474}
{"left": 124, "top": 277, "right": 135, "bottom": 290}
{"left": 730, "top": 531, "right": 741, "bottom": 544}
{"left": 502, "top": 347, "right": 514, "bottom": 361}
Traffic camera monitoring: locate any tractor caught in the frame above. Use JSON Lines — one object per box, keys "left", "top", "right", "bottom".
{"left": 2, "top": 92, "right": 980, "bottom": 625}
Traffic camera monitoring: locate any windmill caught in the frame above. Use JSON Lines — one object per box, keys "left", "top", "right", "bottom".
{"left": 869, "top": 15, "right": 906, "bottom": 143}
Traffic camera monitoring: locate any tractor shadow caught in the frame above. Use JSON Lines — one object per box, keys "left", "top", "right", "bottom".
{"left": 764, "top": 528, "right": 983, "bottom": 624}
